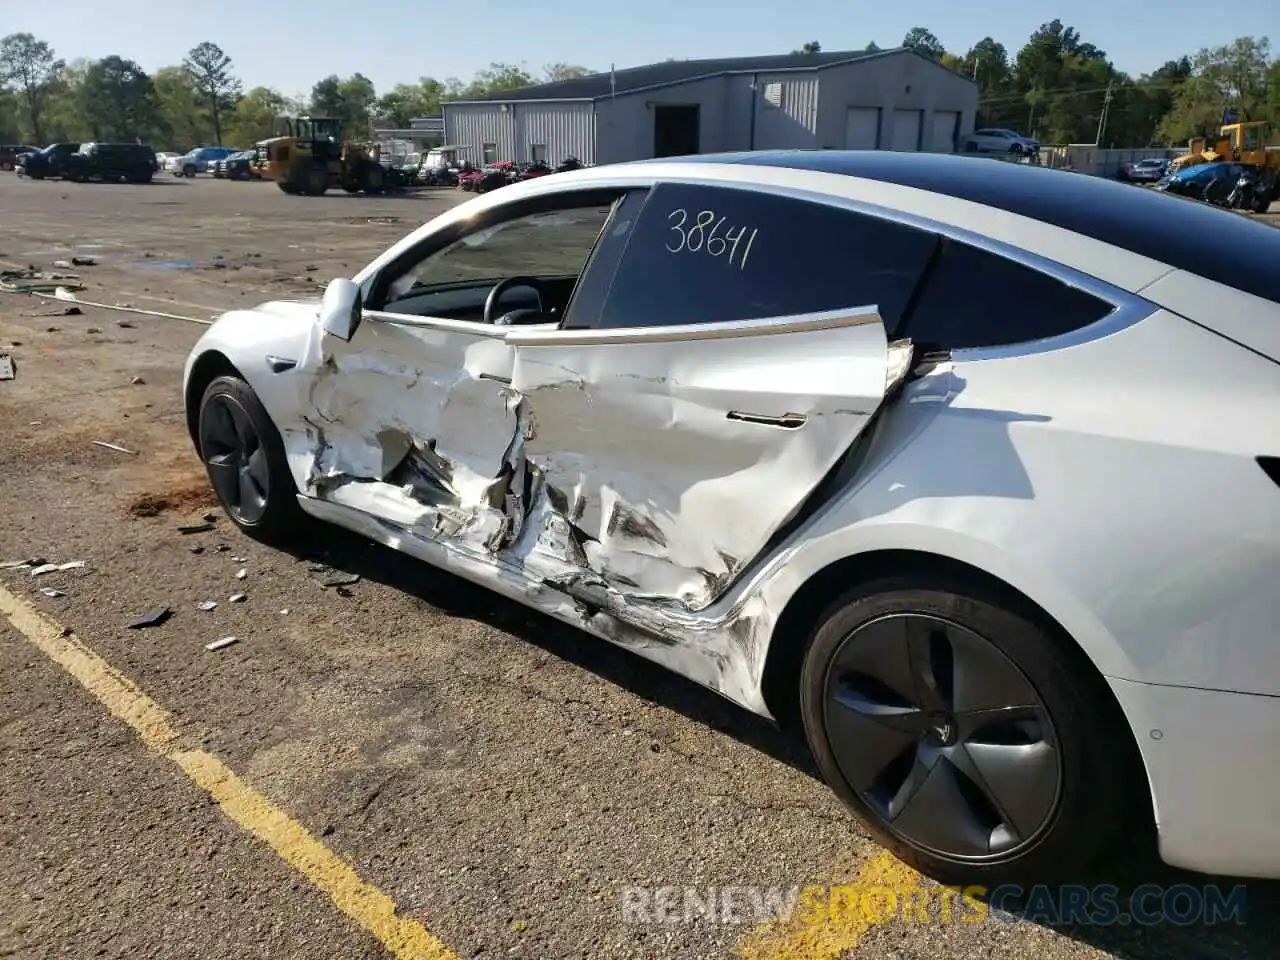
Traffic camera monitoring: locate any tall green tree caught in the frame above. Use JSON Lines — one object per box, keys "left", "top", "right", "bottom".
{"left": 543, "top": 63, "right": 591, "bottom": 81}
{"left": 464, "top": 62, "right": 534, "bottom": 96}
{"left": 902, "top": 27, "right": 945, "bottom": 60}
{"left": 79, "top": 56, "right": 157, "bottom": 141}
{"left": 224, "top": 86, "right": 287, "bottom": 146}
{"left": 1159, "top": 37, "right": 1273, "bottom": 142}
{"left": 0, "top": 33, "right": 64, "bottom": 143}
{"left": 152, "top": 65, "right": 208, "bottom": 149}
{"left": 184, "top": 42, "right": 240, "bottom": 145}
{"left": 375, "top": 78, "right": 445, "bottom": 127}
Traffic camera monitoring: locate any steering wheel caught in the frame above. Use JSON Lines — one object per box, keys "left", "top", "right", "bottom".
{"left": 484, "top": 276, "right": 546, "bottom": 325}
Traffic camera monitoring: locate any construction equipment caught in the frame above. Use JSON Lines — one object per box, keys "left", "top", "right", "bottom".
{"left": 257, "top": 117, "right": 387, "bottom": 196}
{"left": 1168, "top": 120, "right": 1280, "bottom": 175}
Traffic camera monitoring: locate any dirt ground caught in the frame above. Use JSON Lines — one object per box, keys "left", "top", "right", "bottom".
{"left": 1, "top": 173, "right": 1277, "bottom": 960}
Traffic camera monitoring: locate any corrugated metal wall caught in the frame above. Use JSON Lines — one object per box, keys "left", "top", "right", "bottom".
{"left": 443, "top": 101, "right": 595, "bottom": 165}
{"left": 753, "top": 74, "right": 819, "bottom": 149}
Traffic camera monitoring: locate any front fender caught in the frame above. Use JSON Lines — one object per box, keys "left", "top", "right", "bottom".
{"left": 183, "top": 299, "right": 324, "bottom": 445}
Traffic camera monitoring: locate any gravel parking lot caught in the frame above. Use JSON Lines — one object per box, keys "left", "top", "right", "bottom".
{"left": 1, "top": 172, "right": 1277, "bottom": 960}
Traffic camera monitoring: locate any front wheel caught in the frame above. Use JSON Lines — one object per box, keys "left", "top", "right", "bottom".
{"left": 799, "top": 574, "right": 1139, "bottom": 887}
{"left": 197, "top": 375, "right": 305, "bottom": 542}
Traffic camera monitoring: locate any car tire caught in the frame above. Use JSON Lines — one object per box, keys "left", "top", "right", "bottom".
{"left": 183, "top": 164, "right": 196, "bottom": 177}
{"left": 1008, "top": 143, "right": 1024, "bottom": 156}
{"left": 197, "top": 375, "right": 306, "bottom": 543}
{"left": 799, "top": 573, "right": 1138, "bottom": 887}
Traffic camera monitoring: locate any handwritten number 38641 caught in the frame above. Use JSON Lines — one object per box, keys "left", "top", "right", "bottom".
{"left": 666, "top": 209, "right": 758, "bottom": 270}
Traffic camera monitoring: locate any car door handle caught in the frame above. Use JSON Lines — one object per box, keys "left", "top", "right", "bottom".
{"left": 726, "top": 410, "right": 807, "bottom": 429}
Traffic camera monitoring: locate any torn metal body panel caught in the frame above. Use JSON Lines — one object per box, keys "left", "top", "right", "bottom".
{"left": 507, "top": 308, "right": 893, "bottom": 611}
{"left": 292, "top": 313, "right": 523, "bottom": 551}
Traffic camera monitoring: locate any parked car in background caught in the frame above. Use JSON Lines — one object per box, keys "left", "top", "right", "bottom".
{"left": 1119, "top": 158, "right": 1169, "bottom": 183}
{"left": 66, "top": 142, "right": 157, "bottom": 183}
{"left": 1, "top": 144, "right": 41, "bottom": 171}
{"left": 174, "top": 146, "right": 237, "bottom": 177}
{"left": 218, "top": 150, "right": 262, "bottom": 180}
{"left": 1154, "top": 161, "right": 1247, "bottom": 205}
{"left": 155, "top": 151, "right": 183, "bottom": 172}
{"left": 183, "top": 150, "right": 1280, "bottom": 890}
{"left": 962, "top": 128, "right": 1040, "bottom": 156}
{"left": 16, "top": 142, "right": 81, "bottom": 179}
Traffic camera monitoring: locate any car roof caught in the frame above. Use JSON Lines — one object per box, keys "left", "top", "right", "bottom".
{"left": 663, "top": 150, "right": 1280, "bottom": 304}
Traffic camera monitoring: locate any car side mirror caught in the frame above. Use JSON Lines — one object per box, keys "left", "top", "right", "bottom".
{"left": 318, "top": 278, "right": 363, "bottom": 341}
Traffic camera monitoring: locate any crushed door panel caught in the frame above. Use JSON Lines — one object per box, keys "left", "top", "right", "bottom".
{"left": 507, "top": 308, "right": 892, "bottom": 610}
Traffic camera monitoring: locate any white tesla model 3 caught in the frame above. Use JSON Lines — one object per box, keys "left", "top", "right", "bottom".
{"left": 183, "top": 151, "right": 1280, "bottom": 886}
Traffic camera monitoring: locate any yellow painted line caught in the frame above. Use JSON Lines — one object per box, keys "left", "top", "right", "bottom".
{"left": 736, "top": 851, "right": 937, "bottom": 960}
{"left": 0, "top": 585, "right": 457, "bottom": 960}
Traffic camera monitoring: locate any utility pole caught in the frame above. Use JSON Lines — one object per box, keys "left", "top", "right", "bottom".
{"left": 1095, "top": 80, "right": 1114, "bottom": 147}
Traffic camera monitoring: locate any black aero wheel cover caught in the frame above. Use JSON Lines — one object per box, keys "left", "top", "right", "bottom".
{"left": 822, "top": 612, "right": 1062, "bottom": 863}
{"left": 198, "top": 391, "right": 271, "bottom": 525}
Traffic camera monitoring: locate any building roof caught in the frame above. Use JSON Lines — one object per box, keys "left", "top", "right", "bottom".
{"left": 453, "top": 47, "right": 915, "bottom": 103}
{"left": 666, "top": 150, "right": 1280, "bottom": 304}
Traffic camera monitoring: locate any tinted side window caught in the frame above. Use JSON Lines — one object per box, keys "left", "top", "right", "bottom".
{"left": 900, "top": 239, "right": 1114, "bottom": 350}
{"left": 594, "top": 183, "right": 937, "bottom": 330}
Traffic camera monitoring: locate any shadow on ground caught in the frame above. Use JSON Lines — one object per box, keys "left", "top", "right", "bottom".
{"left": 291, "top": 526, "right": 1280, "bottom": 960}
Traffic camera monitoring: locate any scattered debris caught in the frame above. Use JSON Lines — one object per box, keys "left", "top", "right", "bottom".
{"left": 130, "top": 375, "right": 145, "bottom": 385}
{"left": 177, "top": 522, "right": 215, "bottom": 535}
{"left": 279, "top": 608, "right": 290, "bottom": 615}
{"left": 0, "top": 268, "right": 84, "bottom": 294}
{"left": 228, "top": 593, "right": 246, "bottom": 603}
{"left": 215, "top": 544, "right": 230, "bottom": 553}
{"left": 71, "top": 256, "right": 98, "bottom": 267}
{"left": 190, "top": 545, "right": 205, "bottom": 554}
{"left": 202, "top": 512, "right": 218, "bottom": 523}
{"left": 86, "top": 326, "right": 103, "bottom": 334}
{"left": 92, "top": 440, "right": 136, "bottom": 455}
{"left": 127, "top": 606, "right": 171, "bottom": 629}
{"left": 117, "top": 319, "right": 135, "bottom": 328}
{"left": 235, "top": 568, "right": 247, "bottom": 579}
{"left": 204, "top": 636, "right": 238, "bottom": 652}
{"left": 39, "top": 587, "right": 65, "bottom": 598}
{"left": 0, "top": 355, "right": 13, "bottom": 381}
{"left": 197, "top": 600, "right": 218, "bottom": 611}
{"left": 321, "top": 573, "right": 361, "bottom": 589}
{"left": 367, "top": 216, "right": 401, "bottom": 224}
{"left": 30, "top": 560, "right": 84, "bottom": 576}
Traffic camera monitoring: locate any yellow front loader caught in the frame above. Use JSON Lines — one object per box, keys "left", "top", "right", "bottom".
{"left": 257, "top": 117, "right": 387, "bottom": 196}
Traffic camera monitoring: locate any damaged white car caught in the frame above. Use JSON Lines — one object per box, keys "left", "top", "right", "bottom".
{"left": 184, "top": 152, "right": 1280, "bottom": 887}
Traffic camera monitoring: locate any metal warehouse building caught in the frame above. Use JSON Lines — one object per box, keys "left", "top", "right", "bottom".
{"left": 442, "top": 48, "right": 978, "bottom": 167}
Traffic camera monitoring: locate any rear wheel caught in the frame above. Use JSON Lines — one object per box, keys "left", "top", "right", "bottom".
{"left": 197, "top": 375, "right": 305, "bottom": 542}
{"left": 183, "top": 164, "right": 196, "bottom": 177}
{"left": 799, "top": 574, "right": 1138, "bottom": 886}
{"left": 1008, "top": 143, "right": 1024, "bottom": 156}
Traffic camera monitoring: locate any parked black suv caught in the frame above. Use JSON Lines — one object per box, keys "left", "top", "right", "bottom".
{"left": 65, "top": 142, "right": 157, "bottom": 183}
{"left": 17, "top": 142, "right": 80, "bottom": 179}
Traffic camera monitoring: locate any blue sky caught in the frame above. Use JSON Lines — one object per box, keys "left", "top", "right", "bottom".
{"left": 9, "top": 1, "right": 1276, "bottom": 102}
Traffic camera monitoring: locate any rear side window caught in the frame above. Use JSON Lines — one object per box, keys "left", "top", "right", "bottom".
{"left": 592, "top": 183, "right": 937, "bottom": 330}
{"left": 899, "top": 238, "right": 1115, "bottom": 350}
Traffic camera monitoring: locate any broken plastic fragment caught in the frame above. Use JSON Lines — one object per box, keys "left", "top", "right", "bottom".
{"left": 235, "top": 568, "right": 247, "bottom": 580}
{"left": 0, "top": 355, "right": 14, "bottom": 381}
{"left": 127, "top": 607, "right": 171, "bottom": 629}
{"left": 197, "top": 600, "right": 218, "bottom": 611}
{"left": 320, "top": 573, "right": 360, "bottom": 589}
{"left": 39, "top": 587, "right": 64, "bottom": 598}
{"left": 204, "top": 636, "right": 238, "bottom": 652}
{"left": 228, "top": 593, "right": 246, "bottom": 603}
